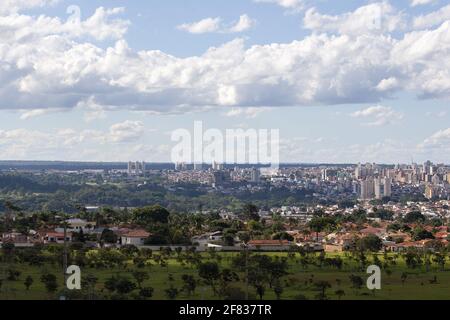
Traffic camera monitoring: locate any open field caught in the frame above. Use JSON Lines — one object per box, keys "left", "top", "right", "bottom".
{"left": 0, "top": 252, "right": 449, "bottom": 300}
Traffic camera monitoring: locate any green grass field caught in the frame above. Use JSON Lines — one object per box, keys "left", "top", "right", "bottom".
{"left": 0, "top": 252, "right": 449, "bottom": 300}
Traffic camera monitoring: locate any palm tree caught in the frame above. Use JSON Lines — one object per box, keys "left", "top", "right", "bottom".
{"left": 314, "top": 281, "right": 331, "bottom": 300}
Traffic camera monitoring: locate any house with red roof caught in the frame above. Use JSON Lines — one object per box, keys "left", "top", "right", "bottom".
{"left": 41, "top": 231, "right": 72, "bottom": 244}
{"left": 247, "top": 240, "right": 291, "bottom": 251}
{"left": 121, "top": 229, "right": 151, "bottom": 246}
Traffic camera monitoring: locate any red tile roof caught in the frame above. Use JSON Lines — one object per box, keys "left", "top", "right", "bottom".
{"left": 248, "top": 240, "right": 290, "bottom": 246}
{"left": 122, "top": 230, "right": 151, "bottom": 238}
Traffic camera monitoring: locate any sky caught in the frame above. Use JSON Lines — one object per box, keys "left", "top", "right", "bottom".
{"left": 0, "top": 0, "right": 449, "bottom": 164}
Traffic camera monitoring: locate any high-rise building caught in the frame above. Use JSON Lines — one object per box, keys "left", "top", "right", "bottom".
{"left": 424, "top": 184, "right": 436, "bottom": 200}
{"left": 432, "top": 174, "right": 441, "bottom": 185}
{"left": 175, "top": 162, "right": 187, "bottom": 171}
{"left": 212, "top": 171, "right": 230, "bottom": 187}
{"left": 360, "top": 177, "right": 375, "bottom": 200}
{"left": 423, "top": 160, "right": 432, "bottom": 175}
{"left": 212, "top": 161, "right": 224, "bottom": 171}
{"left": 360, "top": 176, "right": 390, "bottom": 200}
{"left": 128, "top": 161, "right": 145, "bottom": 175}
{"left": 250, "top": 168, "right": 261, "bottom": 183}
{"left": 374, "top": 178, "right": 382, "bottom": 200}
{"left": 355, "top": 163, "right": 362, "bottom": 179}
{"left": 383, "top": 177, "right": 392, "bottom": 198}
{"left": 193, "top": 163, "right": 203, "bottom": 171}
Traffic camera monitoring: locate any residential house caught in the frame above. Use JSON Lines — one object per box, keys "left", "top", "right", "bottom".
{"left": 247, "top": 240, "right": 291, "bottom": 251}
{"left": 41, "top": 232, "right": 72, "bottom": 244}
{"left": 1, "top": 232, "right": 28, "bottom": 244}
{"left": 121, "top": 230, "right": 151, "bottom": 246}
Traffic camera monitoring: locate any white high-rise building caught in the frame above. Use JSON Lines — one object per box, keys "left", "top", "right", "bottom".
{"left": 128, "top": 161, "right": 145, "bottom": 175}
{"left": 212, "top": 161, "right": 224, "bottom": 171}
{"left": 374, "top": 178, "right": 382, "bottom": 200}
{"left": 360, "top": 177, "right": 375, "bottom": 200}
{"left": 193, "top": 163, "right": 203, "bottom": 171}
{"left": 251, "top": 168, "right": 261, "bottom": 183}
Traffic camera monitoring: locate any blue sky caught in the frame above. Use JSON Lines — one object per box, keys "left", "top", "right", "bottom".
{"left": 0, "top": 0, "right": 449, "bottom": 164}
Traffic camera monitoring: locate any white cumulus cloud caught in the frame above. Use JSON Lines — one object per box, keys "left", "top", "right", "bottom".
{"left": 177, "top": 14, "right": 255, "bottom": 34}
{"left": 413, "top": 4, "right": 450, "bottom": 29}
{"left": 350, "top": 105, "right": 404, "bottom": 126}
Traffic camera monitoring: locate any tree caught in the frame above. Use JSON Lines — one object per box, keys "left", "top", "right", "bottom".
{"left": 7, "top": 268, "right": 21, "bottom": 281}
{"left": 404, "top": 211, "right": 426, "bottom": 223}
{"left": 24, "top": 276, "right": 33, "bottom": 290}
{"left": 165, "top": 286, "right": 179, "bottom": 300}
{"left": 314, "top": 281, "right": 331, "bottom": 300}
{"left": 242, "top": 203, "right": 260, "bottom": 221}
{"left": 433, "top": 252, "right": 446, "bottom": 271}
{"left": 222, "top": 286, "right": 252, "bottom": 300}
{"left": 1, "top": 242, "right": 15, "bottom": 262}
{"left": 335, "top": 289, "right": 345, "bottom": 300}
{"left": 181, "top": 274, "right": 197, "bottom": 296}
{"left": 73, "top": 228, "right": 86, "bottom": 243}
{"left": 101, "top": 229, "right": 118, "bottom": 244}
{"left": 357, "top": 235, "right": 383, "bottom": 252}
{"left": 401, "top": 272, "right": 408, "bottom": 285}
{"left": 348, "top": 274, "right": 364, "bottom": 290}
{"left": 273, "top": 281, "right": 284, "bottom": 300}
{"left": 218, "top": 269, "right": 239, "bottom": 297}
{"left": 105, "top": 275, "right": 136, "bottom": 296}
{"left": 222, "top": 233, "right": 236, "bottom": 246}
{"left": 40, "top": 273, "right": 58, "bottom": 294}
{"left": 272, "top": 232, "right": 294, "bottom": 241}
{"left": 255, "top": 284, "right": 266, "bottom": 301}
{"left": 238, "top": 232, "right": 251, "bottom": 244}
{"left": 133, "top": 205, "right": 170, "bottom": 226}
{"left": 198, "top": 262, "right": 220, "bottom": 294}
{"left": 139, "top": 287, "right": 154, "bottom": 299}
{"left": 308, "top": 217, "right": 335, "bottom": 242}
{"left": 132, "top": 271, "right": 149, "bottom": 289}
{"left": 412, "top": 228, "right": 434, "bottom": 241}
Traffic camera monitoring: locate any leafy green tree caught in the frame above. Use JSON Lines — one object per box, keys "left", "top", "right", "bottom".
{"left": 404, "top": 211, "right": 426, "bottom": 223}
{"left": 24, "top": 276, "right": 33, "bottom": 290}
{"left": 105, "top": 275, "right": 136, "bottom": 295}
{"left": 335, "top": 289, "right": 345, "bottom": 300}
{"left": 348, "top": 274, "right": 364, "bottom": 290}
{"left": 1, "top": 242, "right": 15, "bottom": 262}
{"left": 7, "top": 268, "right": 21, "bottom": 281}
{"left": 40, "top": 273, "right": 58, "bottom": 294}
{"left": 139, "top": 287, "right": 154, "bottom": 299}
{"left": 73, "top": 228, "right": 86, "bottom": 243}
{"left": 115, "top": 277, "right": 136, "bottom": 295}
{"left": 101, "top": 229, "right": 118, "bottom": 244}
{"left": 132, "top": 271, "right": 149, "bottom": 289}
{"left": 272, "top": 232, "right": 294, "bottom": 241}
{"left": 181, "top": 274, "right": 197, "bottom": 296}
{"left": 198, "top": 262, "right": 221, "bottom": 294}
{"left": 165, "top": 286, "right": 179, "bottom": 300}
{"left": 242, "top": 203, "right": 260, "bottom": 221}
{"left": 308, "top": 217, "right": 336, "bottom": 242}
{"left": 412, "top": 228, "right": 434, "bottom": 241}
{"left": 314, "top": 281, "right": 331, "bottom": 300}
{"left": 273, "top": 281, "right": 284, "bottom": 300}
{"left": 133, "top": 205, "right": 170, "bottom": 226}
{"left": 357, "top": 235, "right": 383, "bottom": 252}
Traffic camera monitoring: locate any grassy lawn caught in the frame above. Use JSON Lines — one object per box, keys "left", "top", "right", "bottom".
{"left": 0, "top": 252, "right": 449, "bottom": 300}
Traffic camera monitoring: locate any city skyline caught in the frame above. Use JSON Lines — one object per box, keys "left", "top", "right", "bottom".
{"left": 0, "top": 0, "right": 449, "bottom": 163}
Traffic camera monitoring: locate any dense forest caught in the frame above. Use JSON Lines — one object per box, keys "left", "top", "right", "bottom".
{"left": 0, "top": 172, "right": 318, "bottom": 214}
